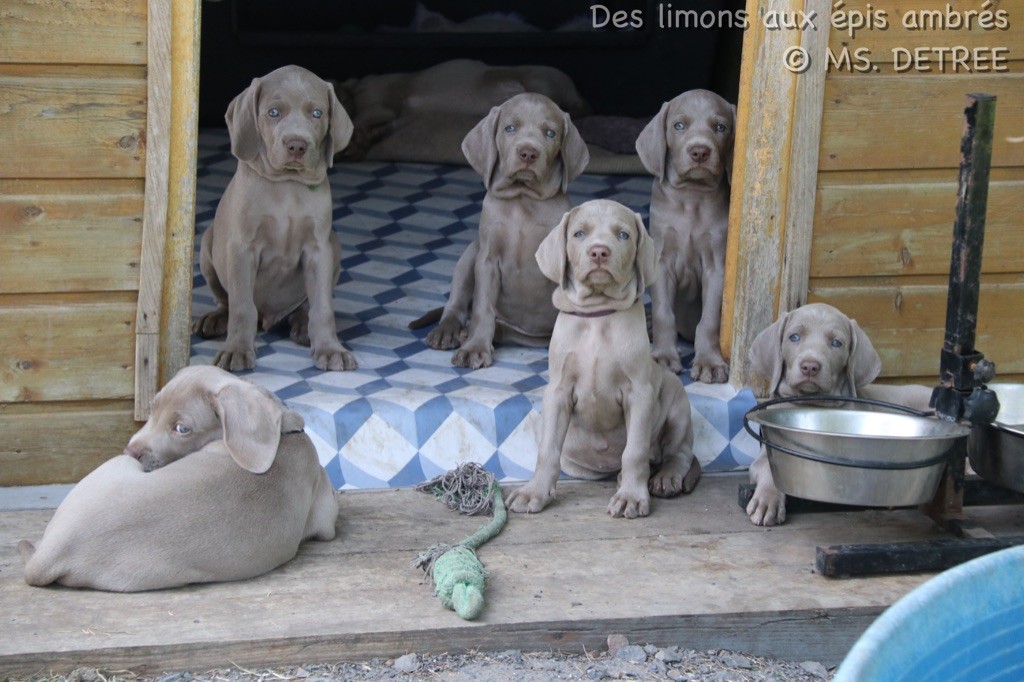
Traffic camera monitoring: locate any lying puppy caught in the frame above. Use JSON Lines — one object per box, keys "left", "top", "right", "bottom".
{"left": 193, "top": 65, "right": 356, "bottom": 372}
{"left": 18, "top": 366, "right": 339, "bottom": 591}
{"left": 636, "top": 89, "right": 735, "bottom": 383}
{"left": 745, "top": 302, "right": 933, "bottom": 526}
{"left": 335, "top": 59, "right": 590, "bottom": 160}
{"left": 507, "top": 200, "right": 702, "bottom": 519}
{"left": 410, "top": 92, "right": 590, "bottom": 369}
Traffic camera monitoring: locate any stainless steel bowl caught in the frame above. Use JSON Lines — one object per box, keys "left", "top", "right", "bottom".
{"left": 748, "top": 406, "right": 971, "bottom": 507}
{"left": 968, "top": 384, "right": 1024, "bottom": 493}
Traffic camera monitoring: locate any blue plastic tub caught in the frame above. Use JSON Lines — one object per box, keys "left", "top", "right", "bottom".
{"left": 835, "top": 544, "right": 1024, "bottom": 681}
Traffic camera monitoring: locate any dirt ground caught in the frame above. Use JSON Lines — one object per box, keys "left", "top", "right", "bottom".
{"left": 15, "top": 639, "right": 835, "bottom": 682}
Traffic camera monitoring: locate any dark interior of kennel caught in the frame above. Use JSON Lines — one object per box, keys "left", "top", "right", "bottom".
{"left": 198, "top": 0, "right": 745, "bottom": 128}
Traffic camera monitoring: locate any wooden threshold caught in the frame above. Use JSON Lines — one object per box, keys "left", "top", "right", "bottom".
{"left": 4, "top": 475, "right": 1024, "bottom": 676}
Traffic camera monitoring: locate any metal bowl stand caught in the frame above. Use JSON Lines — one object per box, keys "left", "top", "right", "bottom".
{"left": 737, "top": 94, "right": 1024, "bottom": 577}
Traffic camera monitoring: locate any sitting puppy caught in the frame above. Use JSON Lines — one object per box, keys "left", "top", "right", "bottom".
{"left": 410, "top": 92, "right": 590, "bottom": 369}
{"left": 193, "top": 65, "right": 356, "bottom": 372}
{"left": 18, "top": 366, "right": 339, "bottom": 591}
{"left": 636, "top": 89, "right": 735, "bottom": 383}
{"left": 506, "top": 200, "right": 702, "bottom": 519}
{"left": 745, "top": 302, "right": 934, "bottom": 526}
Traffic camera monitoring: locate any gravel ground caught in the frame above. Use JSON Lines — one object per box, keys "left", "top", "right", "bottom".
{"left": 14, "top": 638, "right": 835, "bottom": 682}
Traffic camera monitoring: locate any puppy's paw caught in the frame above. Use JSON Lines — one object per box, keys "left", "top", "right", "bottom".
{"left": 425, "top": 318, "right": 465, "bottom": 350}
{"left": 452, "top": 343, "right": 493, "bottom": 370}
{"left": 746, "top": 488, "right": 786, "bottom": 526}
{"left": 608, "top": 489, "right": 650, "bottom": 519}
{"left": 313, "top": 346, "right": 358, "bottom": 371}
{"left": 192, "top": 310, "right": 229, "bottom": 339}
{"left": 649, "top": 457, "right": 701, "bottom": 498}
{"left": 288, "top": 311, "right": 310, "bottom": 347}
{"left": 507, "top": 485, "right": 555, "bottom": 514}
{"left": 652, "top": 347, "right": 683, "bottom": 375}
{"left": 213, "top": 345, "right": 256, "bottom": 372}
{"left": 690, "top": 355, "right": 729, "bottom": 384}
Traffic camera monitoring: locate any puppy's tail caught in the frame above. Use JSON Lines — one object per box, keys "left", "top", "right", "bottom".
{"left": 408, "top": 307, "right": 444, "bottom": 330}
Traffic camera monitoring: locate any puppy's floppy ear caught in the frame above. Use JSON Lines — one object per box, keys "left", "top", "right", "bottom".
{"left": 462, "top": 104, "right": 502, "bottom": 190}
{"left": 325, "top": 79, "right": 354, "bottom": 167}
{"left": 844, "top": 316, "right": 882, "bottom": 395}
{"left": 636, "top": 101, "right": 670, "bottom": 181}
{"left": 536, "top": 207, "right": 574, "bottom": 287}
{"left": 212, "top": 383, "right": 286, "bottom": 474}
{"left": 725, "top": 102, "right": 737, "bottom": 186}
{"left": 748, "top": 311, "right": 790, "bottom": 398}
{"left": 559, "top": 111, "right": 590, "bottom": 192}
{"left": 632, "top": 211, "right": 659, "bottom": 293}
{"left": 225, "top": 77, "right": 263, "bottom": 163}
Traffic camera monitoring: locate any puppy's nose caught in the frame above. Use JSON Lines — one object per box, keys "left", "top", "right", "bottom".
{"left": 689, "top": 145, "right": 711, "bottom": 164}
{"left": 800, "top": 360, "right": 821, "bottom": 378}
{"left": 589, "top": 244, "right": 610, "bottom": 264}
{"left": 123, "top": 443, "right": 148, "bottom": 461}
{"left": 517, "top": 145, "right": 539, "bottom": 165}
{"left": 285, "top": 137, "right": 308, "bottom": 159}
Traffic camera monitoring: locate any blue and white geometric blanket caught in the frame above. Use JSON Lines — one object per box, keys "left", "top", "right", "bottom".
{"left": 191, "top": 130, "right": 758, "bottom": 489}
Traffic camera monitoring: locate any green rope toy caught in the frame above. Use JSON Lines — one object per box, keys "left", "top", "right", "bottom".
{"left": 413, "top": 462, "right": 507, "bottom": 620}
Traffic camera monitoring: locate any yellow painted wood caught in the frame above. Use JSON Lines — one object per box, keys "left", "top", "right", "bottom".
{"left": 0, "top": 0, "right": 147, "bottom": 65}
{"left": 819, "top": 73, "right": 1024, "bottom": 171}
{"left": 157, "top": 0, "right": 201, "bottom": 408}
{"left": 723, "top": 0, "right": 832, "bottom": 394}
{"left": 0, "top": 401, "right": 136, "bottom": 486}
{"left": 0, "top": 298, "right": 137, "bottom": 403}
{"left": 812, "top": 174, "right": 1024, "bottom": 277}
{"left": 809, "top": 278, "right": 1024, "bottom": 378}
{"left": 0, "top": 179, "right": 144, "bottom": 293}
{"left": 828, "top": 0, "right": 1024, "bottom": 60}
{"left": 135, "top": 0, "right": 173, "bottom": 419}
{"left": 0, "top": 69, "right": 147, "bottom": 179}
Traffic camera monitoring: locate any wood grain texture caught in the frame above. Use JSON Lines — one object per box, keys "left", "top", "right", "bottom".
{"left": 811, "top": 174, "right": 1024, "bottom": 277}
{"left": 0, "top": 179, "right": 144, "bottom": 293}
{"left": 0, "top": 400, "right": 136, "bottom": 486}
{"left": 134, "top": 0, "right": 173, "bottom": 419}
{"left": 0, "top": 0, "right": 147, "bottom": 65}
{"left": 819, "top": 73, "right": 1024, "bottom": 171}
{"left": 5, "top": 476, "right": 1000, "bottom": 675}
{"left": 0, "top": 298, "right": 137, "bottom": 403}
{"left": 808, "top": 278, "right": 1024, "bottom": 377}
{"left": 0, "top": 69, "right": 147, "bottom": 179}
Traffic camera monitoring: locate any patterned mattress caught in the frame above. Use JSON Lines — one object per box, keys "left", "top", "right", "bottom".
{"left": 190, "top": 130, "right": 758, "bottom": 489}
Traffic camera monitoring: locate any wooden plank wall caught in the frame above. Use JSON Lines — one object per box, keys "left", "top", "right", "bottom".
{"left": 0, "top": 1, "right": 149, "bottom": 484}
{"left": 813, "top": 0, "right": 1024, "bottom": 383}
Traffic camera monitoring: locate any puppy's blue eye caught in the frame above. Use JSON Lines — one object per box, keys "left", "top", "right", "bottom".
{"left": 830, "top": 339, "right": 845, "bottom": 348}
{"left": 504, "top": 124, "right": 516, "bottom": 133}
{"left": 268, "top": 108, "right": 280, "bottom": 118}
{"left": 174, "top": 423, "right": 191, "bottom": 435}
{"left": 673, "top": 122, "right": 685, "bottom": 131}
{"left": 788, "top": 333, "right": 800, "bottom": 342}
{"left": 312, "top": 109, "right": 323, "bottom": 119}
{"left": 545, "top": 130, "right": 556, "bottom": 139}
{"left": 573, "top": 230, "right": 586, "bottom": 238}
{"left": 617, "top": 231, "right": 630, "bottom": 240}
{"left": 715, "top": 123, "right": 728, "bottom": 133}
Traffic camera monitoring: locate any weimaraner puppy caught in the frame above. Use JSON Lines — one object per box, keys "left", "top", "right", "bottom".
{"left": 409, "top": 92, "right": 590, "bottom": 369}
{"left": 336, "top": 59, "right": 590, "bottom": 159}
{"left": 18, "top": 365, "right": 339, "bottom": 591}
{"left": 636, "top": 89, "right": 736, "bottom": 384}
{"left": 193, "top": 65, "right": 356, "bottom": 372}
{"left": 507, "top": 200, "right": 702, "bottom": 519}
{"left": 745, "top": 302, "right": 934, "bottom": 526}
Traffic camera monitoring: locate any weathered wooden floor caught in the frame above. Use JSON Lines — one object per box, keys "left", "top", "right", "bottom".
{"left": 3, "top": 474, "right": 1024, "bottom": 677}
